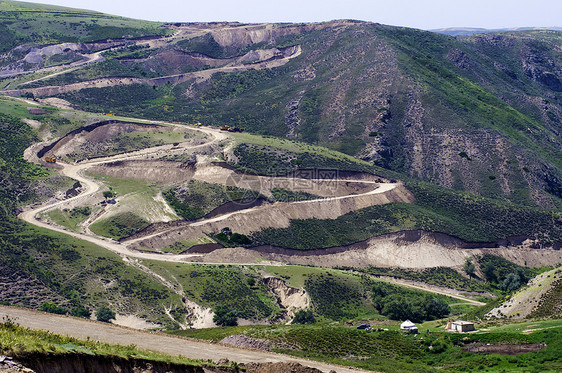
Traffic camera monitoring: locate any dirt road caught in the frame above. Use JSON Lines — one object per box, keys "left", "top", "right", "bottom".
{"left": 0, "top": 306, "right": 365, "bottom": 373}
{"left": 374, "top": 276, "right": 487, "bottom": 306}
{"left": 19, "top": 118, "right": 400, "bottom": 265}
{"left": 19, "top": 122, "right": 228, "bottom": 263}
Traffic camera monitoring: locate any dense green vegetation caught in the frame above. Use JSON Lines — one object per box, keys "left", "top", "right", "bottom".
{"left": 371, "top": 282, "right": 450, "bottom": 323}
{"left": 479, "top": 254, "right": 537, "bottom": 291}
{"left": 96, "top": 306, "right": 116, "bottom": 323}
{"left": 304, "top": 273, "right": 375, "bottom": 321}
{"left": 233, "top": 143, "right": 376, "bottom": 175}
{"left": 213, "top": 305, "right": 238, "bottom": 327}
{"left": 140, "top": 262, "right": 281, "bottom": 321}
{"left": 213, "top": 229, "right": 252, "bottom": 247}
{"left": 300, "top": 270, "right": 459, "bottom": 321}
{"left": 89, "top": 212, "right": 150, "bottom": 240}
{"left": 292, "top": 309, "right": 316, "bottom": 324}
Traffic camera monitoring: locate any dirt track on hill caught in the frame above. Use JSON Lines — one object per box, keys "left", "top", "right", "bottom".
{"left": 19, "top": 119, "right": 406, "bottom": 264}
{"left": 0, "top": 306, "right": 364, "bottom": 373}
{"left": 0, "top": 46, "right": 301, "bottom": 98}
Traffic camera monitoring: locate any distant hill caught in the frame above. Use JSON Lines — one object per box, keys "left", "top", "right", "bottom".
{"left": 431, "top": 27, "right": 562, "bottom": 36}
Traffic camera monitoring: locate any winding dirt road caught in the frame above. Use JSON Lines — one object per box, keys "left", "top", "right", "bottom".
{"left": 19, "top": 122, "right": 229, "bottom": 263}
{"left": 19, "top": 119, "right": 399, "bottom": 265}
{"left": 0, "top": 306, "right": 365, "bottom": 373}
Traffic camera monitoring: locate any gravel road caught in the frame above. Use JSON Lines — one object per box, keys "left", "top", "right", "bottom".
{"left": 0, "top": 306, "right": 366, "bottom": 373}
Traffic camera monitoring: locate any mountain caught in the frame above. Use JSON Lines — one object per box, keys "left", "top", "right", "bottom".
{"left": 1, "top": 4, "right": 561, "bottom": 211}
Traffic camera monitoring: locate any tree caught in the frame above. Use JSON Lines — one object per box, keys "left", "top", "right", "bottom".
{"left": 40, "top": 302, "right": 67, "bottom": 315}
{"left": 213, "top": 305, "right": 238, "bottom": 326}
{"left": 292, "top": 309, "right": 316, "bottom": 324}
{"left": 103, "top": 190, "right": 115, "bottom": 200}
{"left": 423, "top": 296, "right": 450, "bottom": 320}
{"left": 96, "top": 306, "right": 115, "bottom": 323}
{"left": 463, "top": 257, "right": 476, "bottom": 278}
{"left": 70, "top": 305, "right": 91, "bottom": 319}
{"left": 482, "top": 262, "right": 497, "bottom": 283}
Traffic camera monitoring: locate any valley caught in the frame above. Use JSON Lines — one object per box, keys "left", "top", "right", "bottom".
{"left": 0, "top": 1, "right": 561, "bottom": 372}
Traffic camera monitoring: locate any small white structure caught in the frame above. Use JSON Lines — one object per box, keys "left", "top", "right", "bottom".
{"left": 445, "top": 320, "right": 475, "bottom": 333}
{"left": 400, "top": 320, "right": 418, "bottom": 334}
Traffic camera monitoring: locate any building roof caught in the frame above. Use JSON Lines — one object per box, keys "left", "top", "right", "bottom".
{"left": 400, "top": 320, "right": 416, "bottom": 328}
{"left": 452, "top": 320, "right": 474, "bottom": 325}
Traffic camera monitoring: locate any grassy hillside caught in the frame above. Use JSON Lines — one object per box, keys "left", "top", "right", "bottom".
{"left": 42, "top": 21, "right": 562, "bottom": 210}
{"left": 250, "top": 180, "right": 562, "bottom": 250}
{"left": 0, "top": 112, "right": 185, "bottom": 325}
{"left": 174, "top": 321, "right": 562, "bottom": 373}
{"left": 0, "top": 0, "right": 168, "bottom": 51}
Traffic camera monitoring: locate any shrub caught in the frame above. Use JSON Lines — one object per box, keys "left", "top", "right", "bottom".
{"left": 372, "top": 283, "right": 450, "bottom": 322}
{"left": 96, "top": 306, "right": 115, "bottom": 323}
{"left": 464, "top": 257, "right": 476, "bottom": 277}
{"left": 70, "top": 305, "right": 91, "bottom": 319}
{"left": 213, "top": 305, "right": 238, "bottom": 326}
{"left": 40, "top": 302, "right": 67, "bottom": 315}
{"left": 292, "top": 309, "right": 316, "bottom": 324}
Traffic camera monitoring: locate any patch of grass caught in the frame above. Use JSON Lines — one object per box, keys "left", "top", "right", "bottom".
{"left": 89, "top": 212, "right": 150, "bottom": 240}
{"left": 164, "top": 180, "right": 263, "bottom": 220}
{"left": 160, "top": 236, "right": 215, "bottom": 254}
{"left": 87, "top": 174, "right": 152, "bottom": 196}
{"left": 45, "top": 206, "right": 93, "bottom": 231}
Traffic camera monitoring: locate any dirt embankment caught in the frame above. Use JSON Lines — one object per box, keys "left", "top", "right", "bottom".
{"left": 462, "top": 343, "right": 546, "bottom": 355}
{"left": 125, "top": 182, "right": 411, "bottom": 251}
{"left": 12, "top": 353, "right": 328, "bottom": 373}
{"left": 88, "top": 160, "right": 196, "bottom": 184}
{"left": 264, "top": 277, "right": 310, "bottom": 319}
{"left": 193, "top": 230, "right": 562, "bottom": 270}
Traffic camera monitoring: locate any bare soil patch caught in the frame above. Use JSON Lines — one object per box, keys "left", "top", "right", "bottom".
{"left": 463, "top": 343, "right": 546, "bottom": 355}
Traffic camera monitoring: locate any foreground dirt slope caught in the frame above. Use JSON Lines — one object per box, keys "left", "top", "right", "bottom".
{"left": 0, "top": 306, "right": 362, "bottom": 373}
